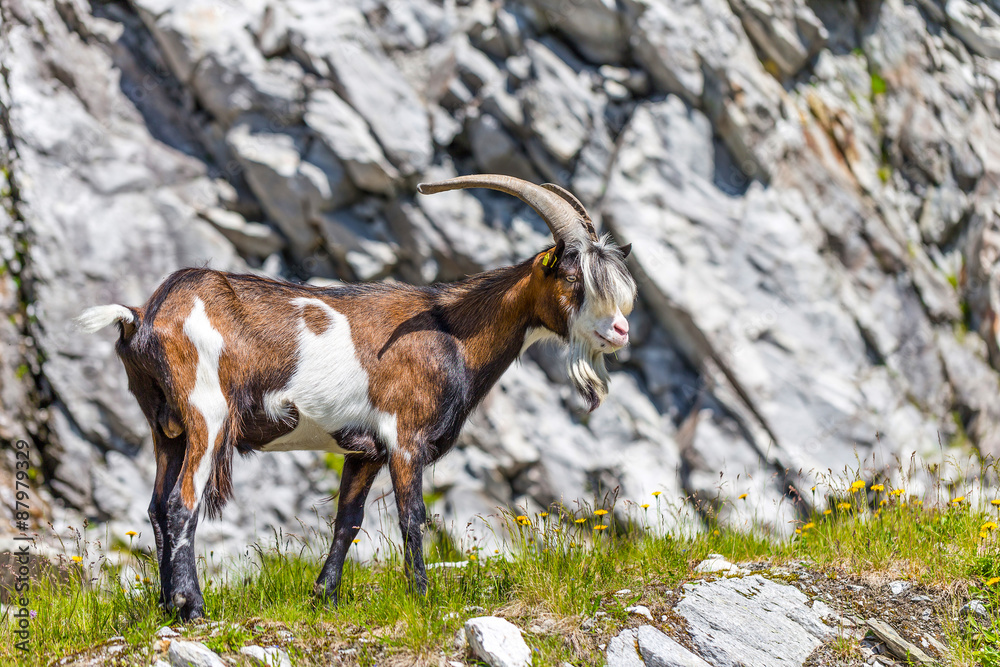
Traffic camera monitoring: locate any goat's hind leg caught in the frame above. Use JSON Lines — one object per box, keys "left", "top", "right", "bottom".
{"left": 163, "top": 455, "right": 206, "bottom": 621}
{"left": 315, "top": 453, "right": 383, "bottom": 606}
{"left": 148, "top": 428, "right": 185, "bottom": 610}
{"left": 161, "top": 410, "right": 227, "bottom": 621}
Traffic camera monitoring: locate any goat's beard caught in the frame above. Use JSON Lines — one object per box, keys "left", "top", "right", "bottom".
{"left": 568, "top": 337, "right": 610, "bottom": 412}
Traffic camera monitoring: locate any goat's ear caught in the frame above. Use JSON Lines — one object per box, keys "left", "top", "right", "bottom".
{"left": 541, "top": 238, "right": 566, "bottom": 276}
{"left": 619, "top": 243, "right": 632, "bottom": 259}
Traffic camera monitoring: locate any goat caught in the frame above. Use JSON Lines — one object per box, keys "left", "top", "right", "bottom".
{"left": 77, "top": 174, "right": 636, "bottom": 620}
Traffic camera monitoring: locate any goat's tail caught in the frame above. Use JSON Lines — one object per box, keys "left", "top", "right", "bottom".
{"left": 76, "top": 305, "right": 140, "bottom": 338}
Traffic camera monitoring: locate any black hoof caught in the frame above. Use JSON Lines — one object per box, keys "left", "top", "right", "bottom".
{"left": 313, "top": 579, "right": 339, "bottom": 606}
{"left": 171, "top": 592, "right": 204, "bottom": 622}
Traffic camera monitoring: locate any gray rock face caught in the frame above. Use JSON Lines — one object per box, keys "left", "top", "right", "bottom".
{"left": 521, "top": 40, "right": 596, "bottom": 166}
{"left": 947, "top": 0, "right": 1000, "bottom": 59}
{"left": 464, "top": 616, "right": 531, "bottom": 667}
{"left": 304, "top": 89, "right": 399, "bottom": 194}
{"left": 729, "top": 0, "right": 827, "bottom": 77}
{"left": 292, "top": 6, "right": 432, "bottom": 173}
{"left": 524, "top": 0, "right": 627, "bottom": 64}
{"left": 607, "top": 625, "right": 715, "bottom": 667}
{"left": 675, "top": 575, "right": 834, "bottom": 667}
{"left": 606, "top": 629, "right": 645, "bottom": 667}
{"left": 2, "top": 0, "right": 1000, "bottom": 567}
{"left": 637, "top": 625, "right": 713, "bottom": 667}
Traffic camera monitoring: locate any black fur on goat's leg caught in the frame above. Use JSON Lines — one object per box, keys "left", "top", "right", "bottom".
{"left": 163, "top": 483, "right": 204, "bottom": 621}
{"left": 148, "top": 429, "right": 185, "bottom": 610}
{"left": 389, "top": 447, "right": 429, "bottom": 595}
{"left": 314, "top": 453, "right": 384, "bottom": 605}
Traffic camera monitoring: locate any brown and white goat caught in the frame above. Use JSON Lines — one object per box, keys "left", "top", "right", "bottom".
{"left": 77, "top": 174, "right": 636, "bottom": 620}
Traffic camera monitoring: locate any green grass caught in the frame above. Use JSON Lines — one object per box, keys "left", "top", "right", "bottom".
{"left": 3, "top": 477, "right": 999, "bottom": 666}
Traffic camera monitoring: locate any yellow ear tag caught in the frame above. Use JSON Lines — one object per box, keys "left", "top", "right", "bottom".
{"left": 542, "top": 253, "right": 551, "bottom": 267}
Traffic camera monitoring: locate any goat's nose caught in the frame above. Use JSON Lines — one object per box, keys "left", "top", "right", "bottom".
{"left": 613, "top": 317, "right": 629, "bottom": 337}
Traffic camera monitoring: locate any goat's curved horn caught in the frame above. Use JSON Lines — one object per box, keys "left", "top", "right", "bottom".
{"left": 417, "top": 174, "right": 597, "bottom": 245}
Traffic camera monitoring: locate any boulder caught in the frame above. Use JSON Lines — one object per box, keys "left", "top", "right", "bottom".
{"left": 464, "top": 616, "right": 532, "bottom": 667}
{"left": 168, "top": 640, "right": 226, "bottom": 667}
{"left": 675, "top": 575, "right": 834, "bottom": 667}
{"left": 637, "top": 625, "right": 713, "bottom": 667}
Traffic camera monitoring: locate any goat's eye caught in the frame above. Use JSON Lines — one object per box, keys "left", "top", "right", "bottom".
{"left": 565, "top": 275, "right": 577, "bottom": 283}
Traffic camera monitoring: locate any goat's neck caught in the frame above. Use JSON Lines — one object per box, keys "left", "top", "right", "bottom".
{"left": 441, "top": 260, "right": 540, "bottom": 394}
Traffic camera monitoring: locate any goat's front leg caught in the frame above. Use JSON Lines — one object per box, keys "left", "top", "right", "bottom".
{"left": 314, "top": 454, "right": 383, "bottom": 605}
{"left": 388, "top": 447, "right": 428, "bottom": 595}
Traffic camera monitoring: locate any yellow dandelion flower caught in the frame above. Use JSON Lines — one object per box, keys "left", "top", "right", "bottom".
{"left": 570, "top": 542, "right": 577, "bottom": 548}
{"left": 712, "top": 529, "right": 720, "bottom": 536}
{"left": 494, "top": 549, "right": 500, "bottom": 554}
{"left": 823, "top": 509, "right": 832, "bottom": 515}
{"left": 952, "top": 496, "right": 965, "bottom": 504}
{"left": 992, "top": 499, "right": 1000, "bottom": 506}
{"left": 125, "top": 530, "right": 137, "bottom": 537}
{"left": 891, "top": 489, "right": 905, "bottom": 496}
{"left": 981, "top": 531, "right": 990, "bottom": 540}
{"left": 640, "top": 503, "right": 650, "bottom": 509}
{"left": 850, "top": 480, "right": 865, "bottom": 492}
{"left": 71, "top": 556, "right": 82, "bottom": 563}
{"left": 594, "top": 525, "right": 608, "bottom": 531}
{"left": 810, "top": 486, "right": 817, "bottom": 492}
{"left": 982, "top": 521, "right": 998, "bottom": 531}
{"left": 575, "top": 518, "right": 586, "bottom": 524}
{"left": 738, "top": 493, "right": 748, "bottom": 500}
{"left": 879, "top": 499, "right": 888, "bottom": 506}
{"left": 803, "top": 522, "right": 815, "bottom": 530}
{"left": 837, "top": 502, "right": 852, "bottom": 511}
{"left": 352, "top": 538, "right": 360, "bottom": 544}
{"left": 594, "top": 509, "right": 608, "bottom": 516}
{"left": 539, "top": 512, "right": 549, "bottom": 518}
{"left": 135, "top": 574, "right": 140, "bottom": 581}
{"left": 143, "top": 578, "right": 151, "bottom": 584}
{"left": 986, "top": 577, "right": 1000, "bottom": 586}
{"left": 871, "top": 484, "right": 884, "bottom": 492}
{"left": 516, "top": 515, "right": 530, "bottom": 526}
{"left": 469, "top": 554, "right": 477, "bottom": 561}
{"left": 652, "top": 491, "right": 662, "bottom": 497}
{"left": 795, "top": 529, "right": 802, "bottom": 534}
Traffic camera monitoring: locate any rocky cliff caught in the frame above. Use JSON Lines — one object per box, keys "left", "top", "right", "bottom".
{"left": 2, "top": 0, "right": 999, "bottom": 555}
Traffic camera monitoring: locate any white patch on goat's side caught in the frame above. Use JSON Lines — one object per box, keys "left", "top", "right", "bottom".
{"left": 263, "top": 392, "right": 293, "bottom": 423}
{"left": 182, "top": 297, "right": 228, "bottom": 506}
{"left": 377, "top": 413, "right": 398, "bottom": 454}
{"left": 76, "top": 305, "right": 134, "bottom": 333}
{"left": 520, "top": 326, "right": 560, "bottom": 355}
{"left": 261, "top": 298, "right": 396, "bottom": 454}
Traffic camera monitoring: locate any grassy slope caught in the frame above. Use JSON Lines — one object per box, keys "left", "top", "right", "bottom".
{"left": 3, "top": 482, "right": 999, "bottom": 666}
